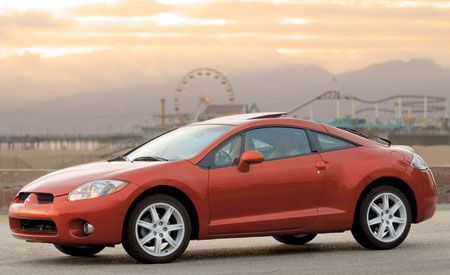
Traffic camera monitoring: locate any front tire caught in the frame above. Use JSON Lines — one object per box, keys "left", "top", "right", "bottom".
{"left": 54, "top": 244, "right": 105, "bottom": 257}
{"left": 352, "top": 185, "right": 411, "bottom": 250}
{"left": 122, "top": 194, "right": 191, "bottom": 264}
{"left": 273, "top": 234, "right": 317, "bottom": 245}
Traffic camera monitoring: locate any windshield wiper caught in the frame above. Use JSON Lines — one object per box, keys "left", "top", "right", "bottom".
{"left": 108, "top": 155, "right": 129, "bottom": 162}
{"left": 131, "top": 156, "right": 169, "bottom": 162}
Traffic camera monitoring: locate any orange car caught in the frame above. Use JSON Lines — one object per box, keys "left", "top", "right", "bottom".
{"left": 9, "top": 113, "right": 437, "bottom": 263}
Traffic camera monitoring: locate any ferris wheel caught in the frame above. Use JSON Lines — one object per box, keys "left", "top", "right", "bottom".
{"left": 174, "top": 68, "right": 235, "bottom": 115}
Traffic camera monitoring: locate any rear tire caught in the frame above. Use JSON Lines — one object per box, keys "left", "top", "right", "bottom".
{"left": 352, "top": 185, "right": 411, "bottom": 250}
{"left": 54, "top": 244, "right": 105, "bottom": 257}
{"left": 122, "top": 194, "right": 191, "bottom": 264}
{"left": 273, "top": 234, "right": 317, "bottom": 245}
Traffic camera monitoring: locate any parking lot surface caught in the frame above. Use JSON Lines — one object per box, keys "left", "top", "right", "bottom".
{"left": 1, "top": 205, "right": 449, "bottom": 274}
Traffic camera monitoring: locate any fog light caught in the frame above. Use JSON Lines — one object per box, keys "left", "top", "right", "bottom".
{"left": 83, "top": 222, "right": 94, "bottom": 235}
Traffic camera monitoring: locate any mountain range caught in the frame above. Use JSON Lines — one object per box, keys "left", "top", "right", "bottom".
{"left": 1, "top": 59, "right": 449, "bottom": 135}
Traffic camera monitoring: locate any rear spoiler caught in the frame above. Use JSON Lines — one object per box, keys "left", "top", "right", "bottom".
{"left": 338, "top": 127, "right": 391, "bottom": 146}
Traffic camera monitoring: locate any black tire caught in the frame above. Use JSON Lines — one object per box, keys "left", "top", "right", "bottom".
{"left": 122, "top": 194, "right": 192, "bottom": 264}
{"left": 54, "top": 244, "right": 105, "bottom": 257}
{"left": 352, "top": 185, "right": 412, "bottom": 250}
{"left": 273, "top": 234, "right": 317, "bottom": 245}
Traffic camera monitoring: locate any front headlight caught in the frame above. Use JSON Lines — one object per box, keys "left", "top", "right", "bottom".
{"left": 68, "top": 179, "right": 128, "bottom": 201}
{"left": 411, "top": 153, "right": 428, "bottom": 170}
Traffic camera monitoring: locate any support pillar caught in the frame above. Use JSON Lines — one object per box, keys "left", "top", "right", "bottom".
{"left": 424, "top": 96, "right": 428, "bottom": 127}
{"left": 351, "top": 98, "right": 355, "bottom": 119}
{"left": 336, "top": 99, "right": 340, "bottom": 120}
{"left": 375, "top": 102, "right": 379, "bottom": 122}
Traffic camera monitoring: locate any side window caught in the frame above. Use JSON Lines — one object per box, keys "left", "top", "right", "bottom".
{"left": 244, "top": 127, "right": 311, "bottom": 160}
{"left": 316, "top": 132, "right": 355, "bottom": 151}
{"left": 212, "top": 135, "right": 242, "bottom": 167}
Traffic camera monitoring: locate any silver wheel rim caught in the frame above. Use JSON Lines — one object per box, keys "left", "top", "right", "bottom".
{"left": 135, "top": 202, "right": 185, "bottom": 257}
{"left": 366, "top": 192, "right": 407, "bottom": 243}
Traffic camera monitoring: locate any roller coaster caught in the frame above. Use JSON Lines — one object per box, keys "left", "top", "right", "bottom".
{"left": 166, "top": 68, "right": 448, "bottom": 132}
{"left": 287, "top": 90, "right": 448, "bottom": 130}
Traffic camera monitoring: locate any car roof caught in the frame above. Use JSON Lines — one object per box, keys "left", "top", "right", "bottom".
{"left": 192, "top": 112, "right": 288, "bottom": 125}
{"left": 187, "top": 112, "right": 382, "bottom": 164}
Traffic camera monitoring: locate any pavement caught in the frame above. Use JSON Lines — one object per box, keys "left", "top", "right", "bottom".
{"left": 1, "top": 205, "right": 450, "bottom": 275}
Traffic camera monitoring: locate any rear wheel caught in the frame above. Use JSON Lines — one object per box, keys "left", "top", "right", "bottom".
{"left": 273, "top": 234, "right": 317, "bottom": 245}
{"left": 352, "top": 185, "right": 411, "bottom": 250}
{"left": 54, "top": 244, "right": 105, "bottom": 257}
{"left": 122, "top": 194, "right": 191, "bottom": 264}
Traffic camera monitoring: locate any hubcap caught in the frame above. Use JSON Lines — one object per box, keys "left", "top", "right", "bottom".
{"left": 367, "top": 192, "right": 407, "bottom": 242}
{"left": 135, "top": 203, "right": 185, "bottom": 257}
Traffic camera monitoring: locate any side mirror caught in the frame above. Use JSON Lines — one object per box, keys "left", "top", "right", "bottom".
{"left": 237, "top": 150, "right": 264, "bottom": 172}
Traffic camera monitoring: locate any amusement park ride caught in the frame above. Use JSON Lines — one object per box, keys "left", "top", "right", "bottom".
{"left": 4, "top": 68, "right": 448, "bottom": 151}
{"left": 174, "top": 68, "right": 235, "bottom": 117}
{"left": 287, "top": 90, "right": 448, "bottom": 131}
{"left": 152, "top": 68, "right": 236, "bottom": 127}
{"left": 151, "top": 67, "right": 448, "bottom": 135}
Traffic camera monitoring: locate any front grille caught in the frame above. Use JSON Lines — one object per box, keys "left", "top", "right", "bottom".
{"left": 16, "top": 192, "right": 54, "bottom": 203}
{"left": 17, "top": 192, "right": 31, "bottom": 202}
{"left": 20, "top": 219, "right": 57, "bottom": 234}
{"left": 37, "top": 193, "right": 54, "bottom": 203}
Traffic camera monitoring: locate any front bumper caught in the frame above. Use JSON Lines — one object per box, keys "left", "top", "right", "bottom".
{"left": 8, "top": 189, "right": 133, "bottom": 245}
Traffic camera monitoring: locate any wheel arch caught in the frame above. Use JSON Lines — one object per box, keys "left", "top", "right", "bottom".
{"left": 122, "top": 185, "right": 200, "bottom": 241}
{"left": 354, "top": 177, "right": 418, "bottom": 224}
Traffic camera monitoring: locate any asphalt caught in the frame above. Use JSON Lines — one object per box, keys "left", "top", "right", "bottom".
{"left": 1, "top": 205, "right": 449, "bottom": 275}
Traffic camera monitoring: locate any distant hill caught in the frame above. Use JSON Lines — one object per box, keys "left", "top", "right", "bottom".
{"left": 1, "top": 59, "right": 449, "bottom": 135}
{"left": 337, "top": 59, "right": 450, "bottom": 99}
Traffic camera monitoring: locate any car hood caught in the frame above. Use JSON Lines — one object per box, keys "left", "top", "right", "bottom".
{"left": 20, "top": 161, "right": 166, "bottom": 196}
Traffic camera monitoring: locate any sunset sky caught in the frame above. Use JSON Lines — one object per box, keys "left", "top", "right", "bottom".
{"left": 1, "top": 0, "right": 449, "bottom": 107}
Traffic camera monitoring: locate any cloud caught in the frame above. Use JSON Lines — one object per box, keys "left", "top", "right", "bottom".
{"left": 280, "top": 18, "right": 313, "bottom": 25}
{"left": 0, "top": 11, "right": 71, "bottom": 45}
{"left": 0, "top": 45, "right": 295, "bottom": 114}
{"left": 68, "top": 0, "right": 168, "bottom": 17}
{"left": 0, "top": 11, "right": 69, "bottom": 29}
{"left": 0, "top": 0, "right": 120, "bottom": 13}
{"left": 0, "top": 0, "right": 449, "bottom": 109}
{"left": 74, "top": 13, "right": 234, "bottom": 26}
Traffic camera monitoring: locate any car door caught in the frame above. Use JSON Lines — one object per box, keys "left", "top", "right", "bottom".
{"left": 205, "top": 127, "right": 325, "bottom": 235}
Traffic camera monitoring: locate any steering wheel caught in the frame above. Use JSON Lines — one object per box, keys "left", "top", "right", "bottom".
{"left": 214, "top": 150, "right": 233, "bottom": 166}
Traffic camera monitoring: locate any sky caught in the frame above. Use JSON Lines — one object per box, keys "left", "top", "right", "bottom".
{"left": 0, "top": 0, "right": 449, "bottom": 106}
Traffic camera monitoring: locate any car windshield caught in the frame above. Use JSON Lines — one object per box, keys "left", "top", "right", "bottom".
{"left": 125, "top": 124, "right": 233, "bottom": 161}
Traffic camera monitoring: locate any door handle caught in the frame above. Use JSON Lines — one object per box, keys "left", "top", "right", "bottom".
{"left": 315, "top": 160, "right": 328, "bottom": 170}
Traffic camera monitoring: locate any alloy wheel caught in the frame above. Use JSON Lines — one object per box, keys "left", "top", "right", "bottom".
{"left": 366, "top": 192, "right": 407, "bottom": 243}
{"left": 135, "top": 202, "right": 185, "bottom": 257}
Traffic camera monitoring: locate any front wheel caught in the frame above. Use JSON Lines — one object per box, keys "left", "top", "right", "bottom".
{"left": 273, "top": 234, "right": 317, "bottom": 245}
{"left": 122, "top": 194, "right": 192, "bottom": 264}
{"left": 54, "top": 244, "right": 105, "bottom": 257}
{"left": 352, "top": 185, "right": 411, "bottom": 250}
